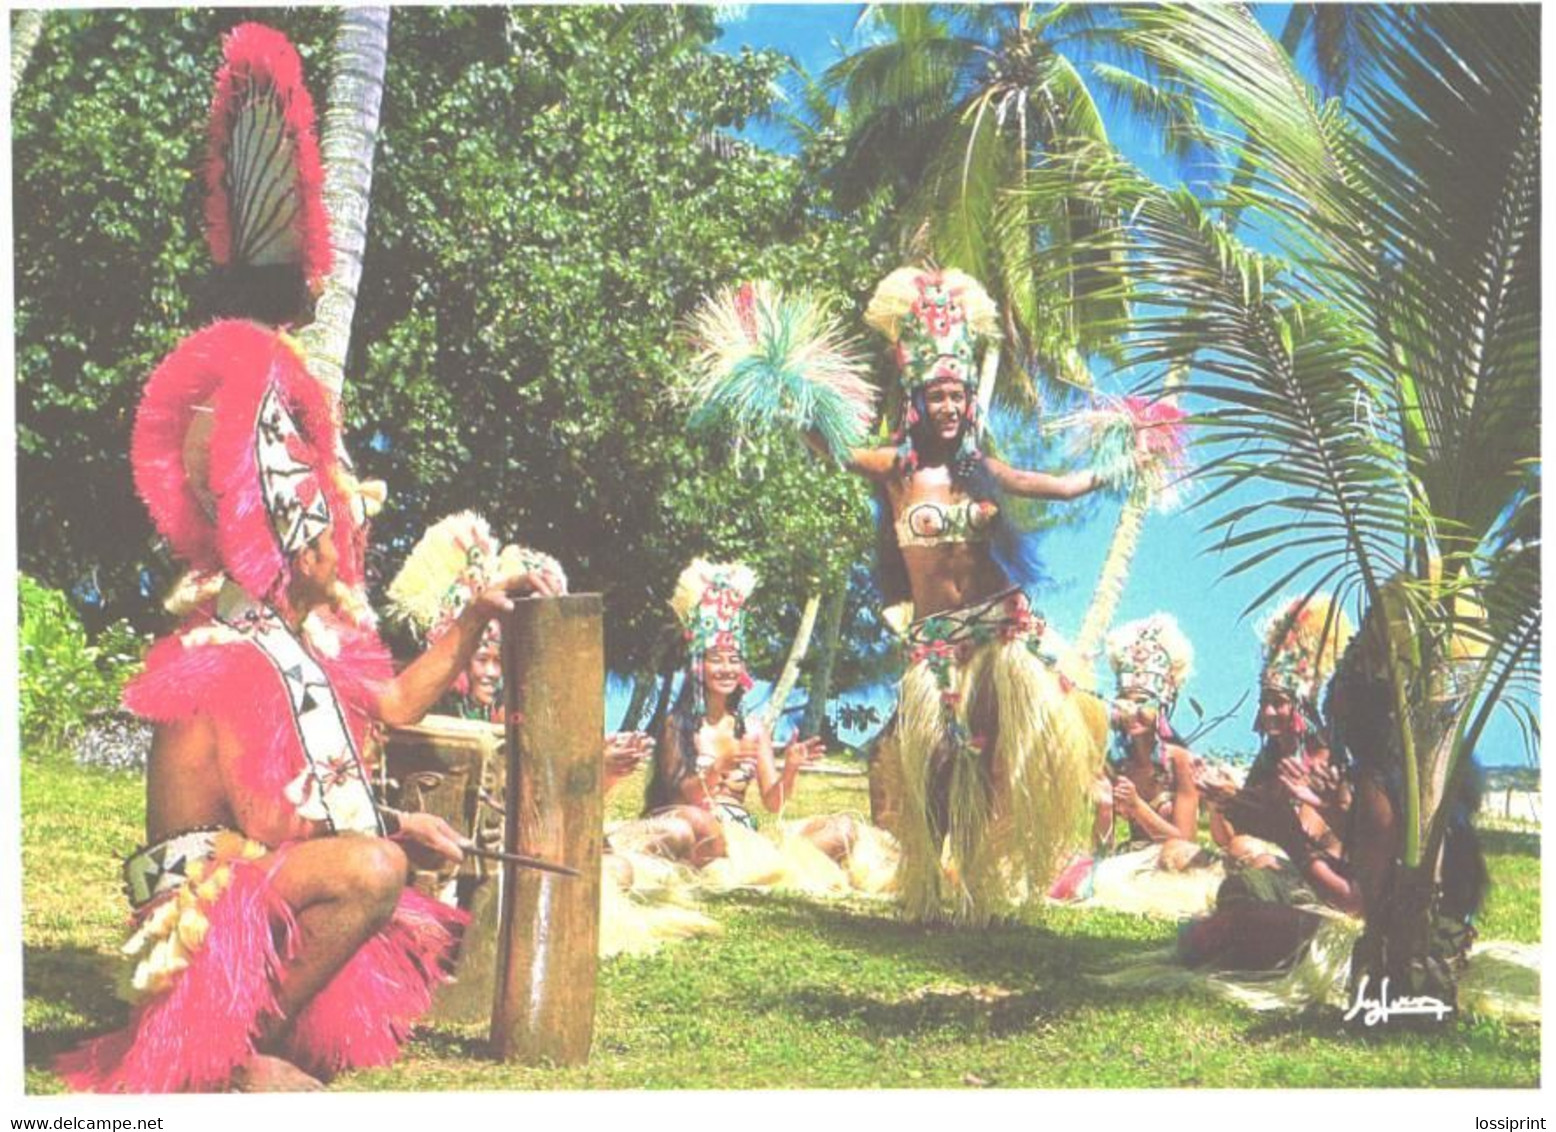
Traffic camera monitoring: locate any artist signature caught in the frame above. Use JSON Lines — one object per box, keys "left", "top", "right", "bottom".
{"left": 1343, "top": 975, "right": 1454, "bottom": 1026}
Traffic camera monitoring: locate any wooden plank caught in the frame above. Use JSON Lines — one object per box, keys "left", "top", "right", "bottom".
{"left": 489, "top": 594, "right": 604, "bottom": 1065}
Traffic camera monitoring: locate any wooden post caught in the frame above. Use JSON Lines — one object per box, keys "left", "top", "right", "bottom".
{"left": 490, "top": 594, "right": 604, "bottom": 1065}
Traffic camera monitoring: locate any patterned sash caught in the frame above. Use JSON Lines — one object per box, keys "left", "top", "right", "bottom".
{"left": 215, "top": 581, "right": 384, "bottom": 836}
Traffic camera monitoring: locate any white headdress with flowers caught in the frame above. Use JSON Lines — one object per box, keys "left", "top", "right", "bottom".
{"left": 1107, "top": 613, "right": 1194, "bottom": 710}
{"left": 1258, "top": 595, "right": 1353, "bottom": 711}
{"left": 670, "top": 559, "right": 757, "bottom": 657}
{"left": 386, "top": 511, "right": 568, "bottom": 643}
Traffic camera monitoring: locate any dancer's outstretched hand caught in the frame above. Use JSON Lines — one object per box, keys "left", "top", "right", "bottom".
{"left": 603, "top": 731, "right": 654, "bottom": 792}
{"left": 1195, "top": 764, "right": 1240, "bottom": 805}
{"left": 1276, "top": 757, "right": 1327, "bottom": 810}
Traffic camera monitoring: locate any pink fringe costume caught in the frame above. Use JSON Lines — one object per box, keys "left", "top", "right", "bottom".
{"left": 55, "top": 600, "right": 466, "bottom": 1092}
{"left": 56, "top": 24, "right": 465, "bottom": 1091}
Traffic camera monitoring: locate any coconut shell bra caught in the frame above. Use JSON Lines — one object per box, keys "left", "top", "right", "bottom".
{"left": 894, "top": 497, "right": 998, "bottom": 548}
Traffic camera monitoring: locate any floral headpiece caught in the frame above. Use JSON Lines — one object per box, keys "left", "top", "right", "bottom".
{"left": 865, "top": 267, "right": 999, "bottom": 472}
{"left": 670, "top": 559, "right": 756, "bottom": 658}
{"left": 204, "top": 23, "right": 332, "bottom": 289}
{"left": 386, "top": 511, "right": 569, "bottom": 644}
{"left": 865, "top": 267, "right": 999, "bottom": 396}
{"left": 1260, "top": 595, "right": 1353, "bottom": 712}
{"left": 1107, "top": 613, "right": 1194, "bottom": 711}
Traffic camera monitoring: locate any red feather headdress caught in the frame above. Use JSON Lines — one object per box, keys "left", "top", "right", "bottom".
{"left": 204, "top": 23, "right": 332, "bottom": 289}
{"left": 132, "top": 320, "right": 361, "bottom": 601}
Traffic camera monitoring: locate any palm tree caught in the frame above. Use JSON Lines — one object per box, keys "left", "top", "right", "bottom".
{"left": 11, "top": 9, "right": 45, "bottom": 97}
{"left": 1021, "top": 4, "right": 1538, "bottom": 1004}
{"left": 821, "top": 3, "right": 1209, "bottom": 403}
{"left": 299, "top": 6, "right": 391, "bottom": 398}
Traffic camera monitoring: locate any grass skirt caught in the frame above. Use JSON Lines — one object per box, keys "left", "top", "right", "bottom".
{"left": 1052, "top": 843, "right": 1225, "bottom": 920}
{"left": 892, "top": 592, "right": 1100, "bottom": 926}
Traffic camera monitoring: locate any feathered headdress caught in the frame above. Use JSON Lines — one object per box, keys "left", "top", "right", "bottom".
{"left": 681, "top": 281, "right": 877, "bottom": 464}
{"left": 1260, "top": 595, "right": 1354, "bottom": 713}
{"left": 386, "top": 511, "right": 569, "bottom": 644}
{"left": 204, "top": 22, "right": 331, "bottom": 289}
{"left": 1108, "top": 613, "right": 1194, "bottom": 710}
{"left": 864, "top": 267, "right": 999, "bottom": 395}
{"left": 864, "top": 266, "right": 1000, "bottom": 472}
{"left": 671, "top": 559, "right": 756, "bottom": 658}
{"left": 131, "top": 320, "right": 361, "bottom": 602}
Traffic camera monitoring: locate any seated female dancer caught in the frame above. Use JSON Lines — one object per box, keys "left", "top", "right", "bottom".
{"left": 1182, "top": 596, "right": 1366, "bottom": 967}
{"left": 819, "top": 267, "right": 1110, "bottom": 924}
{"left": 637, "top": 559, "right": 882, "bottom": 891}
{"left": 1050, "top": 615, "right": 1220, "bottom": 914}
{"left": 1097, "top": 615, "right": 1210, "bottom": 868}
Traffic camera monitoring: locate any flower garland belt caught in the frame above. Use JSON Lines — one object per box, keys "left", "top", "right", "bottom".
{"left": 118, "top": 827, "right": 272, "bottom": 1000}
{"left": 903, "top": 587, "right": 1068, "bottom": 758}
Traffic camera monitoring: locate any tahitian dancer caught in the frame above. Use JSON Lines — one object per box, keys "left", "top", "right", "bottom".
{"left": 1051, "top": 614, "right": 1223, "bottom": 917}
{"left": 641, "top": 560, "right": 897, "bottom": 894}
{"left": 828, "top": 268, "right": 1113, "bottom": 925}
{"left": 678, "top": 269, "right": 1183, "bottom": 923}
{"left": 1182, "top": 595, "right": 1366, "bottom": 966}
{"left": 55, "top": 27, "right": 543, "bottom": 1091}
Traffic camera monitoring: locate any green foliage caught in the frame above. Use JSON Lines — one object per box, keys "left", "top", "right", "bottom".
{"left": 15, "top": 8, "right": 889, "bottom": 684}
{"left": 349, "top": 7, "right": 887, "bottom": 676}
{"left": 18, "top": 575, "right": 147, "bottom": 755}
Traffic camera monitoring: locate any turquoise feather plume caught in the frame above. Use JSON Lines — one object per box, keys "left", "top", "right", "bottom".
{"left": 680, "top": 282, "right": 877, "bottom": 463}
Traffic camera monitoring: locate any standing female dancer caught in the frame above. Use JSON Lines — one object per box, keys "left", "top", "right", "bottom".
{"left": 828, "top": 268, "right": 1113, "bottom": 924}
{"left": 679, "top": 269, "right": 1181, "bottom": 923}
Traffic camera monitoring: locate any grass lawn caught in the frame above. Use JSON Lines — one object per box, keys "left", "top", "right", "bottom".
{"left": 22, "top": 756, "right": 1541, "bottom": 1091}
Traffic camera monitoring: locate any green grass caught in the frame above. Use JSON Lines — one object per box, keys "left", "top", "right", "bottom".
{"left": 24, "top": 757, "right": 1541, "bottom": 1091}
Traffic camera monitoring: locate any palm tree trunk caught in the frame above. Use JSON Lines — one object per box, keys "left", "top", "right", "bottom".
{"left": 299, "top": 6, "right": 391, "bottom": 398}
{"left": 1071, "top": 496, "right": 1144, "bottom": 683}
{"left": 799, "top": 580, "right": 849, "bottom": 739}
{"left": 758, "top": 592, "right": 822, "bottom": 735}
{"left": 11, "top": 9, "right": 45, "bottom": 98}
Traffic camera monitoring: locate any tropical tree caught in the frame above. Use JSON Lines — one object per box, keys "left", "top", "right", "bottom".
{"left": 1022, "top": 4, "right": 1538, "bottom": 1004}
{"left": 821, "top": 3, "right": 1209, "bottom": 401}
{"left": 300, "top": 6, "right": 391, "bottom": 396}
{"left": 11, "top": 8, "right": 45, "bottom": 96}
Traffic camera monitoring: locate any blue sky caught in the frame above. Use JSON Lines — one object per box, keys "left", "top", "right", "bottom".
{"left": 703, "top": 5, "right": 1532, "bottom": 767}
